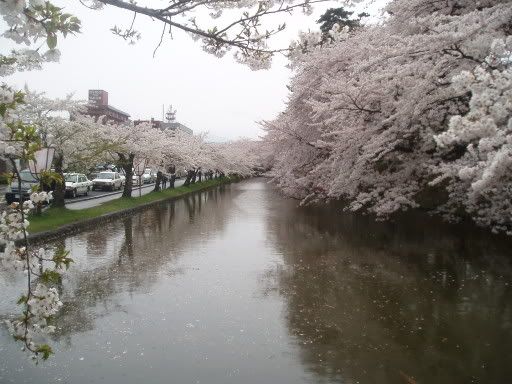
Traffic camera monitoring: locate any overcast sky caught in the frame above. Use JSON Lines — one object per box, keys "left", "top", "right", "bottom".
{"left": 5, "top": 0, "right": 387, "bottom": 141}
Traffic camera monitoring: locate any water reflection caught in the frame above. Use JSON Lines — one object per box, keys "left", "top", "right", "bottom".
{"left": 0, "top": 180, "right": 511, "bottom": 384}
{"left": 54, "top": 187, "right": 237, "bottom": 338}
{"left": 264, "top": 196, "right": 512, "bottom": 384}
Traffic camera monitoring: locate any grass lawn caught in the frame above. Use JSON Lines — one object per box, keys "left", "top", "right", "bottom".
{"left": 28, "top": 178, "right": 231, "bottom": 234}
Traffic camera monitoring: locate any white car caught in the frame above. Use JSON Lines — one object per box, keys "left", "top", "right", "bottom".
{"left": 92, "top": 171, "right": 124, "bottom": 191}
{"left": 142, "top": 168, "right": 157, "bottom": 184}
{"left": 118, "top": 170, "right": 126, "bottom": 185}
{"left": 65, "top": 173, "right": 91, "bottom": 198}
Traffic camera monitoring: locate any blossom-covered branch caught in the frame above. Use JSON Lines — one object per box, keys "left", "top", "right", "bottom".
{"left": 81, "top": 0, "right": 361, "bottom": 69}
{"left": 264, "top": 0, "right": 512, "bottom": 233}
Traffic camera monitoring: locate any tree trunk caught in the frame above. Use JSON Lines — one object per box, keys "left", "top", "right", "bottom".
{"left": 119, "top": 153, "right": 134, "bottom": 198}
{"left": 184, "top": 169, "right": 195, "bottom": 186}
{"left": 169, "top": 173, "right": 176, "bottom": 188}
{"left": 51, "top": 153, "right": 66, "bottom": 208}
{"left": 191, "top": 169, "right": 197, "bottom": 184}
{"left": 198, "top": 171, "right": 202, "bottom": 182}
{"left": 154, "top": 171, "right": 163, "bottom": 192}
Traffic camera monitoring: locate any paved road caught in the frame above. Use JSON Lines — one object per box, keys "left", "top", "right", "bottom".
{"left": 66, "top": 179, "right": 186, "bottom": 210}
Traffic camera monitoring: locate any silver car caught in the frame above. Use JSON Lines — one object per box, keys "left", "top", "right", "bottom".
{"left": 92, "top": 172, "right": 124, "bottom": 191}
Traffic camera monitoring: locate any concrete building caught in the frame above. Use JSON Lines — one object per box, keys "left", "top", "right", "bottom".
{"left": 87, "top": 90, "right": 130, "bottom": 123}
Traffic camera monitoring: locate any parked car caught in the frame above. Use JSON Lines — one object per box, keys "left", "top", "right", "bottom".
{"left": 92, "top": 171, "right": 124, "bottom": 191}
{"left": 64, "top": 173, "right": 91, "bottom": 198}
{"left": 4, "top": 169, "right": 40, "bottom": 205}
{"left": 88, "top": 171, "right": 99, "bottom": 181}
{"left": 118, "top": 169, "right": 126, "bottom": 186}
{"left": 132, "top": 175, "right": 141, "bottom": 186}
{"left": 84, "top": 176, "right": 93, "bottom": 190}
{"left": 142, "top": 168, "right": 157, "bottom": 184}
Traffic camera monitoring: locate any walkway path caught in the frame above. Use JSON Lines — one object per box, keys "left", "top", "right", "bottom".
{"left": 66, "top": 179, "right": 186, "bottom": 209}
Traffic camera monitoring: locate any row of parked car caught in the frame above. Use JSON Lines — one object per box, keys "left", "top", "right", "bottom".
{"left": 66, "top": 168, "right": 157, "bottom": 196}
{"left": 4, "top": 168, "right": 158, "bottom": 204}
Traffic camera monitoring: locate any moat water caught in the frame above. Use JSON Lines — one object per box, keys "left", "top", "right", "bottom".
{"left": 1, "top": 179, "right": 511, "bottom": 383}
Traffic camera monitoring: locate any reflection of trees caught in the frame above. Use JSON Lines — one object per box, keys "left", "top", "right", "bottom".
{"left": 264, "top": 198, "right": 512, "bottom": 384}
{"left": 49, "top": 185, "right": 239, "bottom": 339}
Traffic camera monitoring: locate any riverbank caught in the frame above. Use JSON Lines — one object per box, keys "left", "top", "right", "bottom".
{"left": 27, "top": 177, "right": 236, "bottom": 242}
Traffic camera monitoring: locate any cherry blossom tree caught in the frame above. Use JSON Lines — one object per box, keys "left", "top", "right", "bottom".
{"left": 432, "top": 38, "right": 512, "bottom": 234}
{"left": 88, "top": 119, "right": 163, "bottom": 197}
{"left": 1, "top": 0, "right": 82, "bottom": 360}
{"left": 264, "top": 0, "right": 512, "bottom": 233}
{"left": 212, "top": 138, "right": 261, "bottom": 176}
{"left": 0, "top": 88, "right": 74, "bottom": 361}
{"left": 16, "top": 90, "right": 107, "bottom": 207}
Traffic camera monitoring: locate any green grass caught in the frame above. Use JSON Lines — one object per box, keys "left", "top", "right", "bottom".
{"left": 28, "top": 178, "right": 231, "bottom": 234}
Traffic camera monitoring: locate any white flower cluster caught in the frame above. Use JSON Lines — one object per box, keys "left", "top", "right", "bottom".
{"left": 0, "top": 85, "right": 19, "bottom": 156}
{"left": 0, "top": 206, "right": 30, "bottom": 242}
{"left": 288, "top": 24, "right": 350, "bottom": 66}
{"left": 5, "top": 282, "right": 62, "bottom": 344}
{"left": 0, "top": 87, "right": 15, "bottom": 104}
{"left": 1, "top": 243, "right": 26, "bottom": 271}
{"left": 433, "top": 56, "right": 512, "bottom": 233}
{"left": 202, "top": 37, "right": 230, "bottom": 58}
{"left": 1, "top": 0, "right": 67, "bottom": 77}
{"left": 1, "top": 189, "right": 65, "bottom": 358}
{"left": 28, "top": 283, "right": 63, "bottom": 319}
{"left": 234, "top": 50, "right": 272, "bottom": 70}
{"left": 30, "top": 190, "right": 53, "bottom": 204}
{"left": 0, "top": 141, "right": 16, "bottom": 156}
{"left": 0, "top": 192, "right": 50, "bottom": 266}
{"left": 1, "top": 0, "right": 46, "bottom": 45}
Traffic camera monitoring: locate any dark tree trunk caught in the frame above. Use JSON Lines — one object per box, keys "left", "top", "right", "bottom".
{"left": 51, "top": 153, "right": 66, "bottom": 208}
{"left": 167, "top": 165, "right": 176, "bottom": 188}
{"left": 121, "top": 217, "right": 134, "bottom": 262}
{"left": 198, "top": 171, "right": 202, "bottom": 182}
{"left": 154, "top": 171, "right": 163, "bottom": 192}
{"left": 119, "top": 153, "right": 134, "bottom": 198}
{"left": 191, "top": 169, "right": 198, "bottom": 184}
{"left": 184, "top": 169, "right": 195, "bottom": 186}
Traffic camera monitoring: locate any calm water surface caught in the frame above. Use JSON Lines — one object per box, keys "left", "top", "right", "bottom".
{"left": 1, "top": 179, "right": 511, "bottom": 383}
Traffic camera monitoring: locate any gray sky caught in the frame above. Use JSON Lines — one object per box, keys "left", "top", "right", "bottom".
{"left": 5, "top": 0, "right": 387, "bottom": 141}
